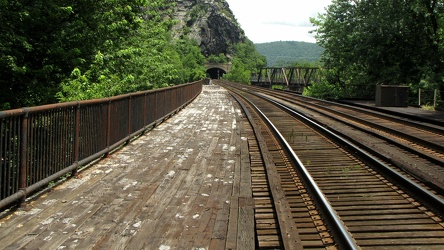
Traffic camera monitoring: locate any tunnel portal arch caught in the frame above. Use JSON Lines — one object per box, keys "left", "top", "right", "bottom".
{"left": 206, "top": 67, "right": 227, "bottom": 79}
{"left": 204, "top": 63, "right": 232, "bottom": 79}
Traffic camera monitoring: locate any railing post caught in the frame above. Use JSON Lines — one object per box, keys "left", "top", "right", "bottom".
{"left": 143, "top": 93, "right": 147, "bottom": 129}
{"left": 19, "top": 110, "right": 28, "bottom": 206}
{"left": 154, "top": 91, "right": 158, "bottom": 123}
{"left": 106, "top": 99, "right": 111, "bottom": 157}
{"left": 127, "top": 95, "right": 132, "bottom": 143}
{"left": 433, "top": 89, "right": 438, "bottom": 108}
{"left": 418, "top": 88, "right": 421, "bottom": 106}
{"left": 72, "top": 102, "right": 80, "bottom": 177}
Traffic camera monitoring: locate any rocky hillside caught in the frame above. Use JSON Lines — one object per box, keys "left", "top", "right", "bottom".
{"left": 172, "top": 0, "right": 245, "bottom": 58}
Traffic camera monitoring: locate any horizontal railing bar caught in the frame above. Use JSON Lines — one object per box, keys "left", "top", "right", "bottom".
{"left": 0, "top": 80, "right": 202, "bottom": 210}
{"left": 0, "top": 82, "right": 198, "bottom": 118}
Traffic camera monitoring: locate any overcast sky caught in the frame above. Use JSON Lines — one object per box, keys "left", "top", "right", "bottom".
{"left": 225, "top": 0, "right": 332, "bottom": 44}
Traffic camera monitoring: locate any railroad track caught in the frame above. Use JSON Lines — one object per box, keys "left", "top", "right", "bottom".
{"left": 229, "top": 82, "right": 444, "bottom": 195}
{"left": 219, "top": 81, "right": 444, "bottom": 249}
{"left": 261, "top": 86, "right": 444, "bottom": 161}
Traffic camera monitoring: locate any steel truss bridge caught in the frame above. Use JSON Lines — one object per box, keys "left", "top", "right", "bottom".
{"left": 251, "top": 67, "right": 324, "bottom": 92}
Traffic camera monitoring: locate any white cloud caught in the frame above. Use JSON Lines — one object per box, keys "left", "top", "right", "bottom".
{"left": 225, "top": 0, "right": 332, "bottom": 43}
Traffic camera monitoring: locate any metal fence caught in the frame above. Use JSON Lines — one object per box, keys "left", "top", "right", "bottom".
{"left": 0, "top": 80, "right": 202, "bottom": 209}
{"left": 417, "top": 89, "right": 443, "bottom": 108}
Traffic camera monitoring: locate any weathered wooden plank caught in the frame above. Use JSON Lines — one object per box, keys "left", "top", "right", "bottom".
{"left": 237, "top": 197, "right": 255, "bottom": 250}
{"left": 0, "top": 159, "right": 134, "bottom": 248}
{"left": 0, "top": 85, "right": 250, "bottom": 250}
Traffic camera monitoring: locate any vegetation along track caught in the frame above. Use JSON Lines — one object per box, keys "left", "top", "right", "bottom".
{"left": 218, "top": 80, "right": 444, "bottom": 249}
{"left": 235, "top": 83, "right": 444, "bottom": 195}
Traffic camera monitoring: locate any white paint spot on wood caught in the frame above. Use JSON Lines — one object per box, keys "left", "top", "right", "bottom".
{"left": 43, "top": 231, "right": 54, "bottom": 241}
{"left": 62, "top": 218, "right": 72, "bottom": 224}
{"left": 133, "top": 221, "right": 141, "bottom": 228}
{"left": 41, "top": 217, "right": 54, "bottom": 225}
{"left": 42, "top": 199, "right": 57, "bottom": 206}
{"left": 17, "top": 208, "right": 42, "bottom": 216}
{"left": 64, "top": 175, "right": 91, "bottom": 189}
{"left": 167, "top": 171, "right": 176, "bottom": 178}
{"left": 123, "top": 180, "right": 138, "bottom": 190}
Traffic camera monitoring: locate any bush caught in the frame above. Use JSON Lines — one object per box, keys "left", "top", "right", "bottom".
{"left": 303, "top": 79, "right": 343, "bottom": 100}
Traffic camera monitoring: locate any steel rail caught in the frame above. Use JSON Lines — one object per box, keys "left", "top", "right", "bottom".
{"left": 258, "top": 92, "right": 444, "bottom": 167}
{"left": 251, "top": 84, "right": 444, "bottom": 134}
{"left": 227, "top": 88, "right": 360, "bottom": 250}
{"left": 262, "top": 95, "right": 444, "bottom": 215}
{"left": 230, "top": 93, "right": 304, "bottom": 249}
{"left": 274, "top": 93, "right": 444, "bottom": 154}
{"left": 338, "top": 100, "right": 444, "bottom": 127}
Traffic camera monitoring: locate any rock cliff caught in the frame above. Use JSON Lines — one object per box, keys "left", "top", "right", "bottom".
{"left": 172, "top": 0, "right": 246, "bottom": 58}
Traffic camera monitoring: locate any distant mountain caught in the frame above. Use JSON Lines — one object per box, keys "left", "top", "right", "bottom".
{"left": 255, "top": 41, "right": 324, "bottom": 67}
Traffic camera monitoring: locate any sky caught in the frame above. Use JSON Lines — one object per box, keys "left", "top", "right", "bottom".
{"left": 224, "top": 0, "right": 332, "bottom": 44}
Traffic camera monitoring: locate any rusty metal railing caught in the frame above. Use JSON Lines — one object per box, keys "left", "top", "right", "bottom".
{"left": 0, "top": 80, "right": 202, "bottom": 210}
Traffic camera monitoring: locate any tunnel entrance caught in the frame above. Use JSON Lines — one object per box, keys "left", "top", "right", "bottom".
{"left": 206, "top": 68, "right": 227, "bottom": 79}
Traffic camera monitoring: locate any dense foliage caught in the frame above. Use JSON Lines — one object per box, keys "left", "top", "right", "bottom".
{"left": 255, "top": 41, "right": 324, "bottom": 67}
{"left": 310, "top": 0, "right": 444, "bottom": 100}
{"left": 224, "top": 39, "right": 267, "bottom": 84}
{"left": 0, "top": 0, "right": 207, "bottom": 109}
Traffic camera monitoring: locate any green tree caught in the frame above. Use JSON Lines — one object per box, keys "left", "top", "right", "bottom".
{"left": 0, "top": 0, "right": 148, "bottom": 108}
{"left": 311, "top": 0, "right": 444, "bottom": 99}
{"left": 225, "top": 58, "right": 251, "bottom": 84}
{"left": 58, "top": 0, "right": 180, "bottom": 101}
{"left": 224, "top": 39, "right": 267, "bottom": 83}
{"left": 207, "top": 53, "right": 229, "bottom": 63}
{"left": 173, "top": 36, "right": 207, "bottom": 83}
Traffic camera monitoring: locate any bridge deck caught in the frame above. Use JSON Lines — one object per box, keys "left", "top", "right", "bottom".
{"left": 0, "top": 85, "right": 254, "bottom": 249}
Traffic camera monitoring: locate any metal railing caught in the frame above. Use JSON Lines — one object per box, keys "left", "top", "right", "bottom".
{"left": 418, "top": 89, "right": 443, "bottom": 108}
{"left": 0, "top": 80, "right": 202, "bottom": 209}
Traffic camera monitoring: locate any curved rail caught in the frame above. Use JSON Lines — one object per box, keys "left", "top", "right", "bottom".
{"left": 228, "top": 87, "right": 360, "bottom": 249}
{"left": 264, "top": 95, "right": 444, "bottom": 214}
{"left": 238, "top": 83, "right": 444, "bottom": 194}
{"left": 220, "top": 80, "right": 444, "bottom": 248}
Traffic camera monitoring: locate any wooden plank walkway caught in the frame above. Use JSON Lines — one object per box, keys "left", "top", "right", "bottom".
{"left": 0, "top": 85, "right": 255, "bottom": 250}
